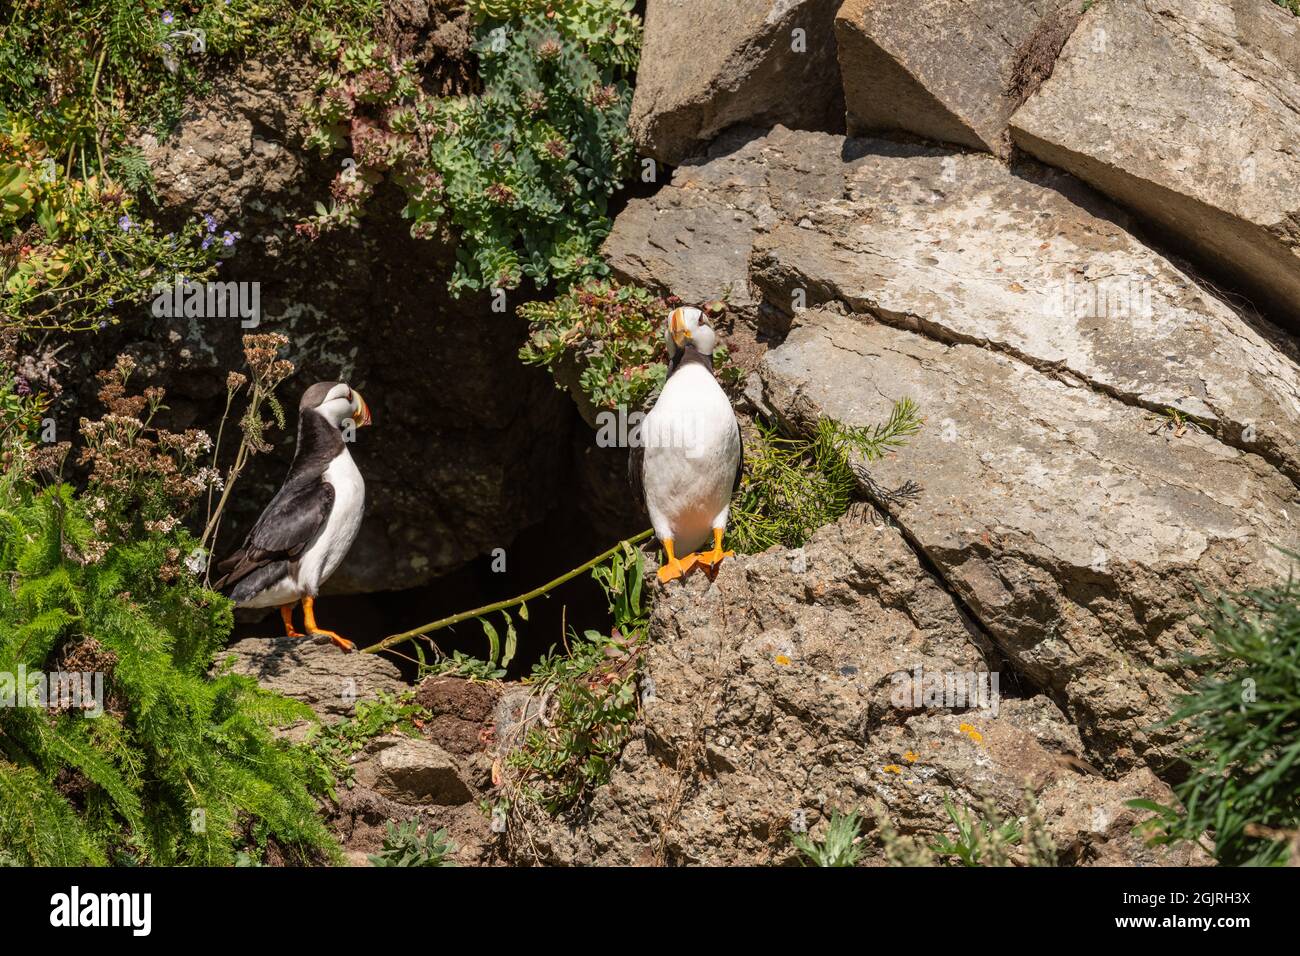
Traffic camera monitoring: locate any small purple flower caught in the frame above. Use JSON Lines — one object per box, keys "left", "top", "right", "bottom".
{"left": 117, "top": 215, "right": 133, "bottom": 232}
{"left": 162, "top": 11, "right": 174, "bottom": 25}
{"left": 221, "top": 230, "right": 240, "bottom": 247}
{"left": 201, "top": 236, "right": 213, "bottom": 250}
{"left": 203, "top": 213, "right": 218, "bottom": 234}
{"left": 14, "top": 377, "right": 31, "bottom": 397}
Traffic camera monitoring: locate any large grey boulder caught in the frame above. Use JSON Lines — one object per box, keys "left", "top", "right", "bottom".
{"left": 596, "top": 125, "right": 1300, "bottom": 771}
{"left": 836, "top": 0, "right": 1081, "bottom": 157}
{"left": 1010, "top": 0, "right": 1300, "bottom": 330}
{"left": 761, "top": 309, "right": 1298, "bottom": 769}
{"left": 513, "top": 521, "right": 1205, "bottom": 866}
{"left": 629, "top": 0, "right": 843, "bottom": 167}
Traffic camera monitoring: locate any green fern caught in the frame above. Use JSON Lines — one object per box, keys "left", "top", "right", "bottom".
{"left": 0, "top": 472, "right": 340, "bottom": 865}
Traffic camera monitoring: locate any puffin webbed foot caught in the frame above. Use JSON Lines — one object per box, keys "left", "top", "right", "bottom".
{"left": 312, "top": 630, "right": 357, "bottom": 653}
{"left": 302, "top": 596, "right": 356, "bottom": 652}
{"left": 695, "top": 529, "right": 735, "bottom": 576}
{"left": 656, "top": 538, "right": 697, "bottom": 584}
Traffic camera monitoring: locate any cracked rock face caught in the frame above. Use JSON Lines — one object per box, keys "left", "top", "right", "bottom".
{"left": 836, "top": 0, "right": 1081, "bottom": 157}
{"left": 512, "top": 521, "right": 1202, "bottom": 866}
{"left": 763, "top": 309, "right": 1297, "bottom": 769}
{"left": 1010, "top": 0, "right": 1300, "bottom": 330}
{"left": 629, "top": 0, "right": 844, "bottom": 167}
{"left": 599, "top": 124, "right": 1300, "bottom": 773}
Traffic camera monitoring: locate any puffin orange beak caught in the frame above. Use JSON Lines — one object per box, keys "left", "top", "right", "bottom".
{"left": 669, "top": 308, "right": 692, "bottom": 348}
{"left": 352, "top": 391, "right": 372, "bottom": 428}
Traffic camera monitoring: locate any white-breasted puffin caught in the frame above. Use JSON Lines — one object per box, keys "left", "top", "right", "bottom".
{"left": 213, "top": 381, "right": 372, "bottom": 651}
{"left": 631, "top": 306, "right": 743, "bottom": 583}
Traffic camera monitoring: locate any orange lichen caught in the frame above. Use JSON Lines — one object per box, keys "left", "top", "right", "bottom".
{"left": 958, "top": 723, "right": 984, "bottom": 744}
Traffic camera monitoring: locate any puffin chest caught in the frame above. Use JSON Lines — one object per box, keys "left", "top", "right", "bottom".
{"left": 298, "top": 451, "right": 365, "bottom": 591}
{"left": 641, "top": 364, "right": 738, "bottom": 522}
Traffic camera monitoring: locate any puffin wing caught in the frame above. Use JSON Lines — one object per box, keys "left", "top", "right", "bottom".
{"left": 733, "top": 419, "right": 744, "bottom": 495}
{"left": 212, "top": 479, "right": 335, "bottom": 593}
{"left": 628, "top": 440, "right": 645, "bottom": 505}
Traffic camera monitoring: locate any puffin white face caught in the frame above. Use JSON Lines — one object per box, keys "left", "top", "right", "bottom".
{"left": 304, "top": 381, "right": 372, "bottom": 431}
{"left": 666, "top": 307, "right": 718, "bottom": 357}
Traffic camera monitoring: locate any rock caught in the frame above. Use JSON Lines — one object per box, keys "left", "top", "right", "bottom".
{"left": 835, "top": 0, "right": 1081, "bottom": 157}
{"left": 219, "top": 635, "right": 405, "bottom": 723}
{"left": 602, "top": 125, "right": 847, "bottom": 333}
{"left": 1009, "top": 0, "right": 1300, "bottom": 329}
{"left": 760, "top": 308, "right": 1299, "bottom": 770}
{"left": 353, "top": 735, "right": 473, "bottom": 806}
{"left": 512, "top": 521, "right": 1200, "bottom": 866}
{"left": 630, "top": 0, "right": 843, "bottom": 167}
{"left": 138, "top": 55, "right": 315, "bottom": 216}
{"left": 596, "top": 124, "right": 1300, "bottom": 771}
{"left": 749, "top": 139, "right": 1300, "bottom": 489}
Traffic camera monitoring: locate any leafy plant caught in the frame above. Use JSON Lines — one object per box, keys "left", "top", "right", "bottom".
{"left": 419, "top": 650, "right": 507, "bottom": 682}
{"left": 466, "top": 0, "right": 642, "bottom": 70}
{"left": 519, "top": 279, "right": 672, "bottom": 411}
{"left": 0, "top": 1, "right": 380, "bottom": 331}
{"left": 869, "top": 794, "right": 1056, "bottom": 867}
{"left": 729, "top": 402, "right": 923, "bottom": 554}
{"left": 503, "top": 542, "right": 647, "bottom": 813}
{"left": 299, "top": 6, "right": 639, "bottom": 294}
{"left": 790, "top": 809, "right": 866, "bottom": 867}
{"left": 930, "top": 796, "right": 1024, "bottom": 867}
{"left": 368, "top": 820, "right": 457, "bottom": 867}
{"left": 307, "top": 691, "right": 428, "bottom": 792}
{"left": 1, "top": 122, "right": 224, "bottom": 331}
{"left": 1132, "top": 574, "right": 1300, "bottom": 866}
{"left": 0, "top": 474, "right": 339, "bottom": 865}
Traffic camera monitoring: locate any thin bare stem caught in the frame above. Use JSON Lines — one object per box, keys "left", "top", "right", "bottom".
{"left": 364, "top": 529, "right": 654, "bottom": 656}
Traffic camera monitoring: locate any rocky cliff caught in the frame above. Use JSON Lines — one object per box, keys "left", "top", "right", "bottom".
{"left": 170, "top": 0, "right": 1300, "bottom": 865}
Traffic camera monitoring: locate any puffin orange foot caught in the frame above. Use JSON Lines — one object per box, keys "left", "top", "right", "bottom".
{"left": 301, "top": 596, "right": 355, "bottom": 652}
{"left": 656, "top": 554, "right": 697, "bottom": 584}
{"left": 655, "top": 538, "right": 696, "bottom": 584}
{"left": 280, "top": 603, "right": 306, "bottom": 639}
{"left": 310, "top": 629, "right": 356, "bottom": 653}
{"left": 695, "top": 529, "right": 734, "bottom": 573}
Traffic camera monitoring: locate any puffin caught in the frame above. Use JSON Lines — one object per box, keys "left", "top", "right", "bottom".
{"left": 212, "top": 381, "right": 372, "bottom": 651}
{"left": 631, "top": 306, "right": 743, "bottom": 583}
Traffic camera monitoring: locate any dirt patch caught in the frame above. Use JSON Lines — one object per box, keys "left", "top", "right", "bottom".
{"left": 414, "top": 675, "right": 502, "bottom": 756}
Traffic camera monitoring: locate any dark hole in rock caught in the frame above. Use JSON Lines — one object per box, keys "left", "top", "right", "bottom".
{"left": 233, "top": 421, "right": 647, "bottom": 681}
